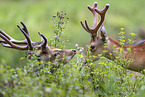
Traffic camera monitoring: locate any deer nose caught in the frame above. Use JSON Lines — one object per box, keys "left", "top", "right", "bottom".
{"left": 72, "top": 49, "right": 76, "bottom": 53}
{"left": 90, "top": 45, "right": 95, "bottom": 49}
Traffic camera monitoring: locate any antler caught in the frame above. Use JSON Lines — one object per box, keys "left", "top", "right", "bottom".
{"left": 0, "top": 22, "right": 47, "bottom": 50}
{"left": 80, "top": 2, "right": 109, "bottom": 36}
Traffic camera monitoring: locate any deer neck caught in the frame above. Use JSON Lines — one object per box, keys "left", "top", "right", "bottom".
{"left": 105, "top": 36, "right": 127, "bottom": 60}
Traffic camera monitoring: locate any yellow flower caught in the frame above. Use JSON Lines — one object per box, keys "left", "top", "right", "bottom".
{"left": 109, "top": 53, "right": 112, "bottom": 56}
{"left": 20, "top": 57, "right": 25, "bottom": 60}
{"left": 130, "top": 32, "right": 136, "bottom": 36}
{"left": 120, "top": 27, "right": 124, "bottom": 30}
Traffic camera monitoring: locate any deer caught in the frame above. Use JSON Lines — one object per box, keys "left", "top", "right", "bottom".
{"left": 80, "top": 2, "right": 145, "bottom": 73}
{"left": 0, "top": 22, "right": 76, "bottom": 64}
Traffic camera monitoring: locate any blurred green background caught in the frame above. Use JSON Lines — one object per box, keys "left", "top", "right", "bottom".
{"left": 1, "top": 0, "right": 145, "bottom": 67}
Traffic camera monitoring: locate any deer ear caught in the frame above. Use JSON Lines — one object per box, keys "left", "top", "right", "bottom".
{"left": 100, "top": 25, "right": 108, "bottom": 43}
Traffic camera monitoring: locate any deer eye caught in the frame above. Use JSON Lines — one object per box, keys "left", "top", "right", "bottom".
{"left": 90, "top": 45, "right": 95, "bottom": 49}
{"left": 54, "top": 52, "right": 60, "bottom": 56}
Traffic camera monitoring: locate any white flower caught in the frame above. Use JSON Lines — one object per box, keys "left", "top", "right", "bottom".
{"left": 45, "top": 87, "right": 51, "bottom": 92}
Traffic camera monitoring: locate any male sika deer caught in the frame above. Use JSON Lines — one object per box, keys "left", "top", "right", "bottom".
{"left": 81, "top": 2, "right": 145, "bottom": 73}
{"left": 0, "top": 22, "right": 76, "bottom": 64}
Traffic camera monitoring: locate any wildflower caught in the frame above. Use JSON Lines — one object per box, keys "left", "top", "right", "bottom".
{"left": 67, "top": 17, "right": 69, "bottom": 19}
{"left": 20, "top": 57, "right": 25, "bottom": 60}
{"left": 130, "top": 32, "right": 136, "bottom": 36}
{"left": 79, "top": 47, "right": 84, "bottom": 53}
{"left": 81, "top": 56, "right": 86, "bottom": 63}
{"left": 75, "top": 44, "right": 81, "bottom": 50}
{"left": 120, "top": 27, "right": 124, "bottom": 30}
{"left": 53, "top": 15, "right": 56, "bottom": 18}
{"left": 75, "top": 44, "right": 78, "bottom": 48}
{"left": 45, "top": 87, "right": 51, "bottom": 93}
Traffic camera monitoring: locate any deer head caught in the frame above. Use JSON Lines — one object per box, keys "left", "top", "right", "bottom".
{"left": 0, "top": 22, "right": 76, "bottom": 64}
{"left": 80, "top": 2, "right": 109, "bottom": 60}
{"left": 80, "top": 2, "right": 145, "bottom": 73}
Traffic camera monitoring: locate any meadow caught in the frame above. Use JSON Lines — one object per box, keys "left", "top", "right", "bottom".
{"left": 0, "top": 0, "right": 145, "bottom": 96}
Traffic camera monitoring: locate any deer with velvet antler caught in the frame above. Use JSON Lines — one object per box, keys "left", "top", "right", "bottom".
{"left": 0, "top": 22, "right": 76, "bottom": 64}
{"left": 81, "top": 2, "right": 145, "bottom": 73}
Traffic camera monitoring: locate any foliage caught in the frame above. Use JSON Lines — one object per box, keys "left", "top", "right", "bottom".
{"left": 50, "top": 11, "right": 69, "bottom": 49}
{"left": 0, "top": 48, "right": 145, "bottom": 96}
{"left": 0, "top": 14, "right": 145, "bottom": 97}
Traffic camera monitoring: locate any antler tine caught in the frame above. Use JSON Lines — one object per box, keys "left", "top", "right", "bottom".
{"left": 88, "top": 2, "right": 98, "bottom": 28}
{"left": 93, "top": 4, "right": 110, "bottom": 33}
{"left": 0, "top": 22, "right": 35, "bottom": 50}
{"left": 0, "top": 22, "right": 32, "bottom": 45}
{"left": 80, "top": 21, "right": 89, "bottom": 32}
{"left": 20, "top": 21, "right": 30, "bottom": 36}
{"left": 0, "top": 31, "right": 28, "bottom": 50}
{"left": 81, "top": 3, "right": 109, "bottom": 36}
{"left": 36, "top": 32, "right": 48, "bottom": 49}
{"left": 17, "top": 23, "right": 33, "bottom": 50}
{"left": 0, "top": 29, "right": 16, "bottom": 43}
{"left": 84, "top": 20, "right": 92, "bottom": 32}
{"left": 80, "top": 20, "right": 93, "bottom": 34}
{"left": 80, "top": 2, "right": 99, "bottom": 35}
{"left": 88, "top": 2, "right": 97, "bottom": 13}
{"left": 0, "top": 22, "right": 50, "bottom": 51}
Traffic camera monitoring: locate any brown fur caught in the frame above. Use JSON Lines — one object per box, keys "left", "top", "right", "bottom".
{"left": 90, "top": 35, "right": 145, "bottom": 73}
{"left": 30, "top": 46, "right": 76, "bottom": 64}
{"left": 81, "top": 2, "right": 145, "bottom": 73}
